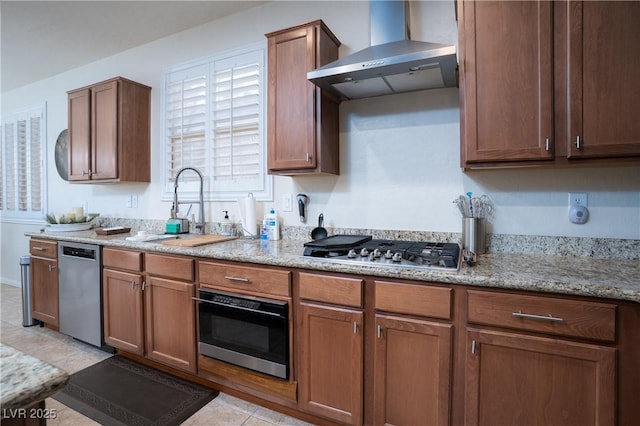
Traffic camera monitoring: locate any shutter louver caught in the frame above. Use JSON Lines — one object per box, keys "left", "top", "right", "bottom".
{"left": 162, "top": 44, "right": 270, "bottom": 201}
{"left": 1, "top": 103, "right": 46, "bottom": 220}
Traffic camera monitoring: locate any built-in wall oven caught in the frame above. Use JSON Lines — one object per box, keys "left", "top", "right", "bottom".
{"left": 195, "top": 288, "right": 289, "bottom": 379}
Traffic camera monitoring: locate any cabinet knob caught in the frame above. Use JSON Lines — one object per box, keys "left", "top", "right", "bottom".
{"left": 575, "top": 136, "right": 582, "bottom": 150}
{"left": 306, "top": 152, "right": 311, "bottom": 162}
{"left": 131, "top": 281, "right": 137, "bottom": 289}
{"left": 48, "top": 265, "right": 56, "bottom": 272}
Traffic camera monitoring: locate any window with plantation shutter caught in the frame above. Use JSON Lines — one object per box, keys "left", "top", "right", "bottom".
{"left": 0, "top": 103, "right": 47, "bottom": 222}
{"left": 162, "top": 43, "right": 271, "bottom": 202}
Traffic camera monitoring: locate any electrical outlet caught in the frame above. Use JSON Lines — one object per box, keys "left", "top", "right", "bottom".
{"left": 282, "top": 194, "right": 292, "bottom": 212}
{"left": 125, "top": 195, "right": 132, "bottom": 208}
{"left": 131, "top": 194, "right": 138, "bottom": 208}
{"left": 568, "top": 192, "right": 588, "bottom": 208}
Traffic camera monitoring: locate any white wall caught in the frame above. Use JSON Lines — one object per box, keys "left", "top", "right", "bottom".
{"left": 2, "top": 1, "right": 639, "bottom": 285}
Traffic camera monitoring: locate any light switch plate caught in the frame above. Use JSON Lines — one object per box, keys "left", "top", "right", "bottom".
{"left": 282, "top": 194, "right": 292, "bottom": 212}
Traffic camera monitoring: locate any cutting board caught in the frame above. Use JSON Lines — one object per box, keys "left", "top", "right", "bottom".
{"left": 162, "top": 234, "right": 238, "bottom": 247}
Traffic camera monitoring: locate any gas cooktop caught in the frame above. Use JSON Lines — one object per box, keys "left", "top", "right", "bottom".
{"left": 303, "top": 235, "right": 461, "bottom": 271}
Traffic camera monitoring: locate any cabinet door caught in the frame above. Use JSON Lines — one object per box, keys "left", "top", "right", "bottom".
{"left": 298, "top": 302, "right": 363, "bottom": 425}
{"left": 91, "top": 80, "right": 119, "bottom": 180}
{"left": 567, "top": 1, "right": 640, "bottom": 158}
{"left": 460, "top": 0, "right": 554, "bottom": 164}
{"left": 465, "top": 328, "right": 616, "bottom": 426}
{"left": 267, "top": 26, "right": 318, "bottom": 171}
{"left": 103, "top": 268, "right": 144, "bottom": 354}
{"left": 30, "top": 257, "right": 59, "bottom": 326}
{"left": 67, "top": 88, "right": 91, "bottom": 181}
{"left": 144, "top": 277, "right": 196, "bottom": 373}
{"left": 374, "top": 315, "right": 452, "bottom": 426}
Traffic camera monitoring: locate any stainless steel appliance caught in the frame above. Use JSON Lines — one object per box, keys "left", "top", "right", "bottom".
{"left": 58, "top": 241, "right": 106, "bottom": 348}
{"left": 303, "top": 235, "right": 461, "bottom": 271}
{"left": 196, "top": 288, "right": 289, "bottom": 379}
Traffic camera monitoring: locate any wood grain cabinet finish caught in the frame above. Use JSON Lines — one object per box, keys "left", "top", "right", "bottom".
{"left": 459, "top": 0, "right": 554, "bottom": 164}
{"left": 374, "top": 314, "right": 452, "bottom": 426}
{"left": 298, "top": 270, "right": 364, "bottom": 424}
{"left": 199, "top": 260, "right": 291, "bottom": 297}
{"left": 566, "top": 1, "right": 640, "bottom": 159}
{"left": 464, "top": 288, "right": 618, "bottom": 426}
{"left": 467, "top": 289, "right": 616, "bottom": 342}
{"left": 103, "top": 268, "right": 144, "bottom": 354}
{"left": 298, "top": 302, "right": 363, "bottom": 425}
{"left": 29, "top": 240, "right": 59, "bottom": 326}
{"left": 103, "top": 249, "right": 196, "bottom": 373}
{"left": 266, "top": 20, "right": 341, "bottom": 175}
{"left": 67, "top": 77, "right": 150, "bottom": 182}
{"left": 465, "top": 328, "right": 616, "bottom": 426}
{"left": 144, "top": 276, "right": 196, "bottom": 373}
{"left": 458, "top": 0, "right": 640, "bottom": 167}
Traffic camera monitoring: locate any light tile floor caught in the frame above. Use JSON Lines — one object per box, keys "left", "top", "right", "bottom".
{"left": 0, "top": 284, "right": 312, "bottom": 426}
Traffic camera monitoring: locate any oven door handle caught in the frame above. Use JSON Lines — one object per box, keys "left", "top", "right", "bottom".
{"left": 192, "top": 297, "right": 286, "bottom": 319}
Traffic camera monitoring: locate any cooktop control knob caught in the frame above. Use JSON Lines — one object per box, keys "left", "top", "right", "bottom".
{"left": 347, "top": 249, "right": 357, "bottom": 258}
{"left": 384, "top": 250, "right": 394, "bottom": 259}
{"left": 368, "top": 252, "right": 376, "bottom": 261}
{"left": 372, "top": 249, "right": 382, "bottom": 258}
{"left": 392, "top": 252, "right": 403, "bottom": 262}
{"left": 360, "top": 248, "right": 369, "bottom": 257}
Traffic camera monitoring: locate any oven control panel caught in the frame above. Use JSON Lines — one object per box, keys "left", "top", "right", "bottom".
{"left": 211, "top": 294, "right": 261, "bottom": 310}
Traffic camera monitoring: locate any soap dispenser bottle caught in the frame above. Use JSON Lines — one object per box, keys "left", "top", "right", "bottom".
{"left": 220, "top": 210, "right": 234, "bottom": 236}
{"left": 264, "top": 208, "right": 280, "bottom": 240}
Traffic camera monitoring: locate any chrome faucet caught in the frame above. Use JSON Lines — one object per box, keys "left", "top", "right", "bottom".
{"left": 172, "top": 167, "right": 206, "bottom": 234}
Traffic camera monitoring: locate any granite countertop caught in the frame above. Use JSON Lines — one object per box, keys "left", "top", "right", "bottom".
{"left": 0, "top": 344, "right": 69, "bottom": 411}
{"left": 26, "top": 230, "right": 640, "bottom": 303}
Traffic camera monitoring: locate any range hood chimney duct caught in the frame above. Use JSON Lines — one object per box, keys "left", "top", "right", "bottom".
{"left": 307, "top": 0, "right": 457, "bottom": 101}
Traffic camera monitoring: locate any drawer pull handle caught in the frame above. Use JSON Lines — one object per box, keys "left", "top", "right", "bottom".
{"left": 224, "top": 276, "right": 250, "bottom": 283}
{"left": 32, "top": 246, "right": 45, "bottom": 251}
{"left": 512, "top": 311, "right": 564, "bottom": 323}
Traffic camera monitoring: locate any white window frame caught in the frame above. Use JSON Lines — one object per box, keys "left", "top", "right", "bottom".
{"left": 0, "top": 102, "right": 48, "bottom": 224}
{"left": 161, "top": 42, "right": 272, "bottom": 203}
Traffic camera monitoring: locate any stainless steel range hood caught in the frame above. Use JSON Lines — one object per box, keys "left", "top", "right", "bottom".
{"left": 307, "top": 0, "right": 457, "bottom": 101}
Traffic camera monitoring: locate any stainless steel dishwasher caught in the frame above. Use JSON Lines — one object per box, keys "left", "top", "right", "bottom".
{"left": 58, "top": 241, "right": 105, "bottom": 348}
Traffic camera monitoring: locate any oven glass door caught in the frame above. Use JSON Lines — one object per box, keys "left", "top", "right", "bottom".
{"left": 197, "top": 288, "right": 288, "bottom": 378}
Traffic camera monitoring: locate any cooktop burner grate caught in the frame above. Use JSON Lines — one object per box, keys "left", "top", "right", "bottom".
{"left": 303, "top": 236, "right": 461, "bottom": 271}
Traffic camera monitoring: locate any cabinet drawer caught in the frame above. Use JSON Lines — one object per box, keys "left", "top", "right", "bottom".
{"left": 103, "top": 248, "right": 143, "bottom": 272}
{"left": 467, "top": 290, "right": 616, "bottom": 342}
{"left": 29, "top": 239, "right": 57, "bottom": 259}
{"left": 199, "top": 261, "right": 290, "bottom": 297}
{"left": 146, "top": 253, "right": 194, "bottom": 281}
{"left": 375, "top": 281, "right": 452, "bottom": 320}
{"left": 299, "top": 272, "right": 363, "bottom": 308}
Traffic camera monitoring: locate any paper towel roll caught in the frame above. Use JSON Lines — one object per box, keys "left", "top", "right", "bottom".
{"left": 240, "top": 193, "right": 257, "bottom": 237}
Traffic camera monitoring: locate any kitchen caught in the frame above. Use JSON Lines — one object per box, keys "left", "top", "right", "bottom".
{"left": 1, "top": 1, "right": 640, "bottom": 426}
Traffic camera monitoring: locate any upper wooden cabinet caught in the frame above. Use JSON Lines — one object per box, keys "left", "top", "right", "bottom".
{"left": 266, "top": 21, "right": 341, "bottom": 175}
{"left": 459, "top": 1, "right": 640, "bottom": 168}
{"left": 67, "top": 77, "right": 151, "bottom": 182}
{"left": 565, "top": 1, "right": 640, "bottom": 159}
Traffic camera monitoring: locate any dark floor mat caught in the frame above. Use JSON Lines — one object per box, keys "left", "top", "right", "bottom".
{"left": 52, "top": 356, "right": 217, "bottom": 426}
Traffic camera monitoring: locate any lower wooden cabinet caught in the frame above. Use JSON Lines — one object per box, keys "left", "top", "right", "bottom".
{"left": 30, "top": 256, "right": 59, "bottom": 326}
{"left": 465, "top": 328, "right": 616, "bottom": 426}
{"left": 374, "top": 314, "right": 452, "bottom": 426}
{"left": 298, "top": 302, "right": 363, "bottom": 425}
{"left": 29, "top": 239, "right": 59, "bottom": 326}
{"left": 144, "top": 276, "right": 195, "bottom": 372}
{"left": 102, "top": 249, "right": 196, "bottom": 373}
{"left": 103, "top": 268, "right": 144, "bottom": 353}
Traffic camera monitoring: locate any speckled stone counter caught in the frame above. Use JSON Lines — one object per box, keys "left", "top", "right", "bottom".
{"left": 0, "top": 344, "right": 69, "bottom": 411}
{"left": 26, "top": 229, "right": 640, "bottom": 303}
